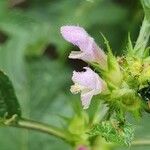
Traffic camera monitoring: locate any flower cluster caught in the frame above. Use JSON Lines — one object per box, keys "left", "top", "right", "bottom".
{"left": 61, "top": 26, "right": 107, "bottom": 109}
{"left": 60, "top": 25, "right": 150, "bottom": 119}
{"left": 60, "top": 23, "right": 150, "bottom": 146}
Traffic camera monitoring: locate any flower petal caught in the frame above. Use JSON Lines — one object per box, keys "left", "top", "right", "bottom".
{"left": 69, "top": 51, "right": 85, "bottom": 59}
{"left": 81, "top": 90, "right": 94, "bottom": 109}
{"left": 71, "top": 67, "right": 106, "bottom": 109}
{"left": 72, "top": 67, "right": 104, "bottom": 91}
{"left": 60, "top": 26, "right": 88, "bottom": 47}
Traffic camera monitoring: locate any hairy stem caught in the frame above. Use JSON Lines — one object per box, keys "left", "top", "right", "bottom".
{"left": 9, "top": 117, "right": 150, "bottom": 148}
{"left": 134, "top": 18, "right": 150, "bottom": 56}
{"left": 132, "top": 140, "right": 150, "bottom": 146}
{"left": 12, "top": 118, "right": 70, "bottom": 142}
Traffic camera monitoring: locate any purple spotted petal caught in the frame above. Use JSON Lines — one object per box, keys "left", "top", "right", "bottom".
{"left": 60, "top": 26, "right": 107, "bottom": 68}
{"left": 72, "top": 67, "right": 105, "bottom": 109}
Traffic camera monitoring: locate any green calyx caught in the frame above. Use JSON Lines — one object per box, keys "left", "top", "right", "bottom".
{"left": 100, "top": 35, "right": 123, "bottom": 89}
{"left": 101, "top": 53, "right": 150, "bottom": 117}
{"left": 103, "top": 52, "right": 123, "bottom": 89}
{"left": 96, "top": 2, "right": 150, "bottom": 117}
{"left": 97, "top": 41, "right": 141, "bottom": 117}
{"left": 94, "top": 38, "right": 150, "bottom": 120}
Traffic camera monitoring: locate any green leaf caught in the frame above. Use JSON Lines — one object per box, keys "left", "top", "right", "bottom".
{"left": 89, "top": 121, "right": 134, "bottom": 146}
{"left": 0, "top": 71, "right": 21, "bottom": 119}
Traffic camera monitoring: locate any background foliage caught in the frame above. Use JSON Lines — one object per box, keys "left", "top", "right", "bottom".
{"left": 0, "top": 0, "right": 149, "bottom": 150}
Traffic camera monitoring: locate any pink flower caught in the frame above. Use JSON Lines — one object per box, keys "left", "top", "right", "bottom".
{"left": 78, "top": 146, "right": 89, "bottom": 150}
{"left": 60, "top": 26, "right": 107, "bottom": 68}
{"left": 70, "top": 67, "right": 105, "bottom": 109}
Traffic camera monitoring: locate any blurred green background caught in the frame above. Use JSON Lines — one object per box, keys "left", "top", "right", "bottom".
{"left": 0, "top": 0, "right": 149, "bottom": 150}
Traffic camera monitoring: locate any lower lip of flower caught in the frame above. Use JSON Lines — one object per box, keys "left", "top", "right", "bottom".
{"left": 70, "top": 84, "right": 85, "bottom": 94}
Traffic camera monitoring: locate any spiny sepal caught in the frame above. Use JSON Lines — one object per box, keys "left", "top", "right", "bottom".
{"left": 100, "top": 34, "right": 123, "bottom": 89}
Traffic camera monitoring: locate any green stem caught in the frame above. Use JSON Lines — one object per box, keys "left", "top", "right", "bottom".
{"left": 134, "top": 18, "right": 150, "bottom": 56}
{"left": 12, "top": 118, "right": 69, "bottom": 142}
{"left": 132, "top": 140, "right": 150, "bottom": 146}
{"left": 10, "top": 118, "right": 150, "bottom": 148}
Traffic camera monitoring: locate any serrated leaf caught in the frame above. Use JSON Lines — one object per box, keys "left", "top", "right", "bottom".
{"left": 89, "top": 121, "right": 134, "bottom": 146}
{"left": 0, "top": 71, "right": 21, "bottom": 119}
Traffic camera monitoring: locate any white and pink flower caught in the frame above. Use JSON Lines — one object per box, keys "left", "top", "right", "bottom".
{"left": 61, "top": 25, "right": 107, "bottom": 109}
{"left": 60, "top": 25, "right": 107, "bottom": 68}
{"left": 70, "top": 67, "right": 106, "bottom": 109}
